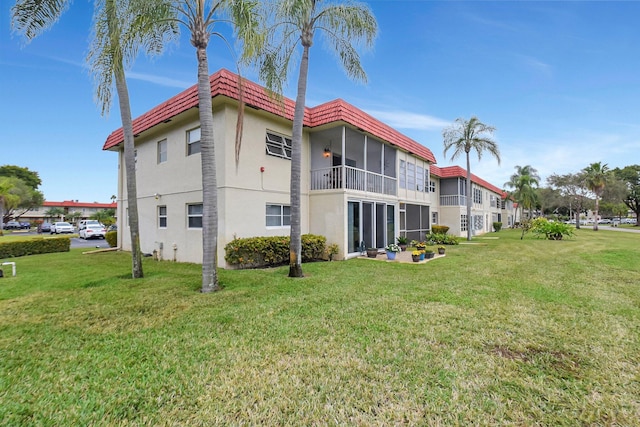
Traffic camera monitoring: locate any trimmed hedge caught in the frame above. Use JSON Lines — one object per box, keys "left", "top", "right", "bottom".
{"left": 493, "top": 222, "right": 503, "bottom": 232}
{"left": 225, "top": 234, "right": 327, "bottom": 269}
{"left": 431, "top": 225, "right": 449, "bottom": 234}
{"left": 0, "top": 237, "right": 70, "bottom": 259}
{"left": 105, "top": 231, "right": 117, "bottom": 248}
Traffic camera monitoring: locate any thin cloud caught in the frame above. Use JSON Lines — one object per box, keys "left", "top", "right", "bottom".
{"left": 364, "top": 109, "right": 451, "bottom": 131}
{"left": 518, "top": 54, "right": 553, "bottom": 77}
{"left": 126, "top": 72, "right": 193, "bottom": 89}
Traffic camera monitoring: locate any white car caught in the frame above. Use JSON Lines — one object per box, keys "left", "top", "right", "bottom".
{"left": 51, "top": 221, "right": 74, "bottom": 234}
{"left": 79, "top": 224, "right": 106, "bottom": 239}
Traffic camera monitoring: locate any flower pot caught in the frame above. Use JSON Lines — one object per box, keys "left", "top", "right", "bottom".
{"left": 438, "top": 248, "right": 445, "bottom": 255}
{"left": 412, "top": 255, "right": 420, "bottom": 262}
{"left": 366, "top": 249, "right": 378, "bottom": 258}
{"left": 425, "top": 252, "right": 435, "bottom": 259}
{"left": 386, "top": 251, "right": 397, "bottom": 260}
{"left": 399, "top": 244, "right": 407, "bottom": 252}
{"left": 419, "top": 252, "right": 425, "bottom": 261}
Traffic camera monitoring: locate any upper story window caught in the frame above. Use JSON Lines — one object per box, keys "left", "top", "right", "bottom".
{"left": 473, "top": 188, "right": 483, "bottom": 204}
{"left": 187, "top": 203, "right": 203, "bottom": 228}
{"left": 429, "top": 180, "right": 436, "bottom": 193}
{"left": 265, "top": 131, "right": 292, "bottom": 160}
{"left": 157, "top": 139, "right": 167, "bottom": 164}
{"left": 187, "top": 127, "right": 201, "bottom": 156}
{"left": 399, "top": 159, "right": 429, "bottom": 192}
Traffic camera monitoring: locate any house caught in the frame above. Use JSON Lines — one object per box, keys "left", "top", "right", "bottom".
{"left": 103, "top": 69, "right": 513, "bottom": 267}
{"left": 19, "top": 200, "right": 117, "bottom": 224}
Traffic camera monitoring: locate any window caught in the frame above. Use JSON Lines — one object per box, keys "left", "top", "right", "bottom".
{"left": 265, "top": 131, "right": 292, "bottom": 159}
{"left": 158, "top": 206, "right": 167, "bottom": 228}
{"left": 473, "top": 215, "right": 484, "bottom": 231}
{"left": 416, "top": 165, "right": 424, "bottom": 191}
{"left": 187, "top": 127, "right": 201, "bottom": 156}
{"left": 429, "top": 180, "right": 436, "bottom": 193}
{"left": 432, "top": 212, "right": 438, "bottom": 224}
{"left": 157, "top": 139, "right": 167, "bottom": 164}
{"left": 187, "top": 203, "right": 203, "bottom": 228}
{"left": 461, "top": 214, "right": 468, "bottom": 232}
{"left": 473, "top": 188, "right": 483, "bottom": 204}
{"left": 399, "top": 160, "right": 406, "bottom": 189}
{"left": 266, "top": 204, "right": 290, "bottom": 227}
{"left": 407, "top": 162, "right": 415, "bottom": 191}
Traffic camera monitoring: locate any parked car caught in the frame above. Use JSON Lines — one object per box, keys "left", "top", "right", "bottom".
{"left": 79, "top": 224, "right": 106, "bottom": 239}
{"left": 51, "top": 221, "right": 74, "bottom": 234}
{"left": 597, "top": 218, "right": 612, "bottom": 224}
{"left": 20, "top": 221, "right": 31, "bottom": 229}
{"left": 40, "top": 222, "right": 52, "bottom": 232}
{"left": 3, "top": 221, "right": 21, "bottom": 229}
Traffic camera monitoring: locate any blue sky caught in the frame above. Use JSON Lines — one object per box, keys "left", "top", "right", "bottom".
{"left": 2, "top": 1, "right": 640, "bottom": 204}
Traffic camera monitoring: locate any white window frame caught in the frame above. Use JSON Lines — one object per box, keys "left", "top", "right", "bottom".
{"left": 461, "top": 214, "right": 468, "bottom": 232}
{"left": 187, "top": 127, "right": 201, "bottom": 156}
{"left": 158, "top": 205, "right": 167, "bottom": 228}
{"left": 266, "top": 204, "right": 291, "bottom": 228}
{"left": 265, "top": 131, "right": 292, "bottom": 160}
{"left": 187, "top": 203, "right": 203, "bottom": 228}
{"left": 157, "top": 139, "right": 167, "bottom": 164}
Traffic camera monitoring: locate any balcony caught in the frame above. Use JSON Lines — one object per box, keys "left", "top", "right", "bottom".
{"left": 440, "top": 194, "right": 467, "bottom": 206}
{"left": 311, "top": 166, "right": 397, "bottom": 196}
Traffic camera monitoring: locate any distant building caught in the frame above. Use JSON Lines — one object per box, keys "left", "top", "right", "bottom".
{"left": 20, "top": 200, "right": 117, "bottom": 223}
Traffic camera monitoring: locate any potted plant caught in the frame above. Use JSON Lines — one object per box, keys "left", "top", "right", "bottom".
{"left": 327, "top": 243, "right": 339, "bottom": 261}
{"left": 396, "top": 236, "right": 408, "bottom": 251}
{"left": 366, "top": 248, "right": 378, "bottom": 258}
{"left": 415, "top": 242, "right": 426, "bottom": 251}
{"left": 411, "top": 250, "right": 421, "bottom": 262}
{"left": 425, "top": 249, "right": 435, "bottom": 259}
{"left": 437, "top": 245, "right": 446, "bottom": 255}
{"left": 385, "top": 243, "right": 401, "bottom": 260}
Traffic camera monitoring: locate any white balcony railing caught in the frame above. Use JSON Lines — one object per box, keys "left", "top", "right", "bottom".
{"left": 310, "top": 166, "right": 397, "bottom": 196}
{"left": 440, "top": 194, "right": 467, "bottom": 206}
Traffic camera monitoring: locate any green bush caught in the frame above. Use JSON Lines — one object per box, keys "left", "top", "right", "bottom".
{"left": 427, "top": 232, "right": 459, "bottom": 245}
{"left": 105, "top": 231, "right": 117, "bottom": 248}
{"left": 530, "top": 218, "right": 574, "bottom": 240}
{"left": 431, "top": 225, "right": 449, "bottom": 234}
{"left": 0, "top": 237, "right": 70, "bottom": 258}
{"left": 225, "top": 234, "right": 327, "bottom": 269}
{"left": 493, "top": 222, "right": 503, "bottom": 232}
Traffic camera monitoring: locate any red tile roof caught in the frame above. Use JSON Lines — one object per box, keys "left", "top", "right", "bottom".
{"left": 430, "top": 165, "right": 503, "bottom": 194}
{"left": 43, "top": 201, "right": 117, "bottom": 209}
{"left": 103, "top": 69, "right": 436, "bottom": 163}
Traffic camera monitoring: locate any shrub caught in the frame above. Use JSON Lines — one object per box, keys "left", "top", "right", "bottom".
{"left": 431, "top": 225, "right": 449, "bottom": 234}
{"left": 530, "top": 218, "right": 574, "bottom": 240}
{"left": 493, "top": 222, "right": 503, "bottom": 232}
{"left": 225, "top": 234, "right": 327, "bottom": 269}
{"left": 105, "top": 231, "right": 117, "bottom": 248}
{"left": 427, "top": 232, "right": 459, "bottom": 245}
{"left": 0, "top": 237, "right": 70, "bottom": 258}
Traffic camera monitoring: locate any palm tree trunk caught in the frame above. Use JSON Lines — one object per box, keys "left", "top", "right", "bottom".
{"left": 196, "top": 44, "right": 220, "bottom": 292}
{"left": 115, "top": 69, "right": 144, "bottom": 278}
{"left": 593, "top": 197, "right": 599, "bottom": 231}
{"left": 288, "top": 44, "right": 310, "bottom": 278}
{"left": 465, "top": 152, "right": 472, "bottom": 241}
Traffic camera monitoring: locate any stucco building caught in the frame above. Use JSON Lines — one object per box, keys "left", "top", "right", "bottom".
{"left": 103, "top": 69, "right": 513, "bottom": 267}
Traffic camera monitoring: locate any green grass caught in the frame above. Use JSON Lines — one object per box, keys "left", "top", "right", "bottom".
{"left": 1, "top": 229, "right": 639, "bottom": 425}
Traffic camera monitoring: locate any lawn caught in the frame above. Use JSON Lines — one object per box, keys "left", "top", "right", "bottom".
{"left": 0, "top": 229, "right": 638, "bottom": 425}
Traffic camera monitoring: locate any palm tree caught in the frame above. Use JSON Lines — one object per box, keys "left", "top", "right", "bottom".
{"left": 443, "top": 116, "right": 500, "bottom": 241}
{"left": 167, "top": 0, "right": 262, "bottom": 292}
{"left": 504, "top": 165, "right": 540, "bottom": 222}
{"left": 255, "top": 0, "right": 378, "bottom": 277}
{"left": 44, "top": 207, "right": 65, "bottom": 221}
{"left": 11, "top": 0, "right": 177, "bottom": 279}
{"left": 583, "top": 162, "right": 609, "bottom": 231}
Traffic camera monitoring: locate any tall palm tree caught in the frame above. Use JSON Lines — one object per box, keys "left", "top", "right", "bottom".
{"left": 443, "top": 116, "right": 500, "bottom": 241}
{"left": 583, "top": 161, "right": 609, "bottom": 231}
{"left": 255, "top": 0, "right": 378, "bottom": 277}
{"left": 11, "top": 0, "right": 177, "bottom": 279}
{"left": 168, "top": 0, "right": 262, "bottom": 292}
{"left": 504, "top": 165, "right": 540, "bottom": 222}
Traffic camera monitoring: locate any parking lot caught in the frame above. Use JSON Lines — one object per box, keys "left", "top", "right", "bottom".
{"left": 5, "top": 230, "right": 111, "bottom": 249}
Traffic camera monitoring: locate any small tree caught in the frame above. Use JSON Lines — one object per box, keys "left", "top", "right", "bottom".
{"left": 583, "top": 162, "right": 609, "bottom": 231}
